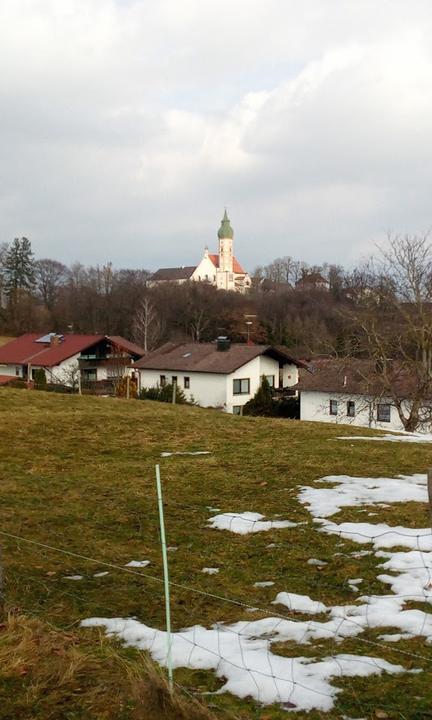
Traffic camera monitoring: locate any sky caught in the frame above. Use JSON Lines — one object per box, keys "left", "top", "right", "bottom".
{"left": 1, "top": 0, "right": 432, "bottom": 272}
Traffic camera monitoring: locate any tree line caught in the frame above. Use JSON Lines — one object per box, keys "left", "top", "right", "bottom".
{"left": 0, "top": 234, "right": 428, "bottom": 364}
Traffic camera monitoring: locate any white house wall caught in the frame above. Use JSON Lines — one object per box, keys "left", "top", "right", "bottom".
{"left": 137, "top": 354, "right": 294, "bottom": 413}
{"left": 0, "top": 364, "right": 21, "bottom": 377}
{"left": 225, "top": 356, "right": 282, "bottom": 413}
{"left": 137, "top": 369, "right": 227, "bottom": 408}
{"left": 192, "top": 256, "right": 217, "bottom": 283}
{"left": 42, "top": 354, "right": 80, "bottom": 386}
{"left": 300, "top": 390, "right": 406, "bottom": 432}
{"left": 282, "top": 363, "right": 299, "bottom": 387}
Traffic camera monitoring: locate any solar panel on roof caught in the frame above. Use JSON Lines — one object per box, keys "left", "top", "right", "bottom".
{"left": 35, "top": 333, "right": 64, "bottom": 343}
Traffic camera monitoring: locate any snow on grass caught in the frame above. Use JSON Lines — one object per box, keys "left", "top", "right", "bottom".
{"left": 337, "top": 434, "right": 432, "bottom": 444}
{"left": 272, "top": 592, "right": 327, "bottom": 614}
{"left": 316, "top": 519, "right": 432, "bottom": 551}
{"left": 307, "top": 558, "right": 328, "bottom": 566}
{"left": 124, "top": 560, "right": 151, "bottom": 568}
{"left": 81, "top": 616, "right": 409, "bottom": 712}
{"left": 202, "top": 567, "right": 219, "bottom": 575}
{"left": 63, "top": 575, "right": 83, "bottom": 580}
{"left": 208, "top": 512, "right": 297, "bottom": 535}
{"left": 347, "top": 579, "right": 363, "bottom": 592}
{"left": 254, "top": 581, "right": 274, "bottom": 588}
{"left": 299, "top": 473, "right": 427, "bottom": 517}
{"left": 376, "top": 550, "right": 432, "bottom": 600}
{"left": 161, "top": 451, "right": 211, "bottom": 457}
{"left": 93, "top": 571, "right": 109, "bottom": 577}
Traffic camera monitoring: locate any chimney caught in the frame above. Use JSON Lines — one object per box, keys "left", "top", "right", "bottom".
{"left": 216, "top": 336, "right": 231, "bottom": 352}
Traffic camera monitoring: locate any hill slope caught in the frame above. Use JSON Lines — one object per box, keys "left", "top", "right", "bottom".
{"left": 0, "top": 389, "right": 431, "bottom": 719}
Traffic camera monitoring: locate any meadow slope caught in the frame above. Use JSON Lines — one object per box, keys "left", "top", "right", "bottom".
{"left": 0, "top": 389, "right": 432, "bottom": 719}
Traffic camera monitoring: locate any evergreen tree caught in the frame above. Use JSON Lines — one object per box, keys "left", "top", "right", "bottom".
{"left": 243, "top": 375, "right": 276, "bottom": 416}
{"left": 4, "top": 237, "right": 36, "bottom": 299}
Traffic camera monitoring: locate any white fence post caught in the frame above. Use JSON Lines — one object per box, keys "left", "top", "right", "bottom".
{"left": 155, "top": 464, "right": 173, "bottom": 690}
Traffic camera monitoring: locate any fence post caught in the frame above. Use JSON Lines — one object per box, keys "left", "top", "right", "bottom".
{"left": 126, "top": 375, "right": 130, "bottom": 400}
{"left": 428, "top": 468, "right": 432, "bottom": 527}
{"left": 155, "top": 464, "right": 173, "bottom": 690}
{"left": 172, "top": 378, "right": 177, "bottom": 405}
{"left": 0, "top": 545, "right": 4, "bottom": 618}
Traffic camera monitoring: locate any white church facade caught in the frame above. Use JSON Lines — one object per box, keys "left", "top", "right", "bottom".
{"left": 150, "top": 211, "right": 251, "bottom": 293}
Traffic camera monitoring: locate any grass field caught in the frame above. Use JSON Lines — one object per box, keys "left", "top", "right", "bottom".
{"left": 0, "top": 389, "right": 432, "bottom": 719}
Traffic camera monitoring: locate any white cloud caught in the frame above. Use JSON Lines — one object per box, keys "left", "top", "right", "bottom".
{"left": 1, "top": 0, "right": 432, "bottom": 269}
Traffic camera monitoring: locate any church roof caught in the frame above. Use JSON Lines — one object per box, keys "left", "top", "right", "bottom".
{"left": 217, "top": 209, "right": 234, "bottom": 239}
{"left": 151, "top": 266, "right": 196, "bottom": 281}
{"left": 208, "top": 254, "right": 246, "bottom": 274}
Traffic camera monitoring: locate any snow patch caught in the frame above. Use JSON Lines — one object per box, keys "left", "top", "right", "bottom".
{"left": 272, "top": 592, "right": 327, "bottom": 614}
{"left": 202, "top": 567, "right": 219, "bottom": 575}
{"left": 337, "top": 434, "right": 432, "bottom": 444}
{"left": 125, "top": 560, "right": 151, "bottom": 568}
{"left": 81, "top": 616, "right": 408, "bottom": 712}
{"left": 63, "top": 575, "right": 83, "bottom": 580}
{"left": 161, "top": 451, "right": 211, "bottom": 457}
{"left": 317, "top": 519, "right": 432, "bottom": 551}
{"left": 299, "top": 473, "right": 427, "bottom": 517}
{"left": 208, "top": 512, "right": 297, "bottom": 535}
{"left": 254, "top": 581, "right": 275, "bottom": 588}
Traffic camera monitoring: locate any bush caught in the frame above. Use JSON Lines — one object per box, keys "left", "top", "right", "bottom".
{"left": 46, "top": 383, "right": 74, "bottom": 394}
{"left": 243, "top": 376, "right": 275, "bottom": 416}
{"left": 116, "top": 377, "right": 138, "bottom": 398}
{"left": 139, "top": 383, "right": 187, "bottom": 404}
{"left": 33, "top": 368, "right": 47, "bottom": 390}
{"left": 243, "top": 376, "right": 300, "bottom": 418}
{"left": 276, "top": 396, "right": 300, "bottom": 419}
{"left": 7, "top": 379, "right": 27, "bottom": 390}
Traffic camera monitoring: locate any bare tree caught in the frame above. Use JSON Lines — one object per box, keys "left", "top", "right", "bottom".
{"left": 35, "top": 258, "right": 69, "bottom": 310}
{"left": 133, "top": 296, "right": 163, "bottom": 351}
{"left": 349, "top": 233, "right": 432, "bottom": 432}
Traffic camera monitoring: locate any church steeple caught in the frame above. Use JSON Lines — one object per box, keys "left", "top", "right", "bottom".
{"left": 217, "top": 209, "right": 234, "bottom": 239}
{"left": 218, "top": 209, "right": 234, "bottom": 274}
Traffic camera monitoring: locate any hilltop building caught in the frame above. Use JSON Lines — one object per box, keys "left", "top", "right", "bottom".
{"left": 151, "top": 211, "right": 251, "bottom": 293}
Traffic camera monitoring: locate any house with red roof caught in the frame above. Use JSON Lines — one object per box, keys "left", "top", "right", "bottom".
{"left": 0, "top": 333, "right": 145, "bottom": 387}
{"left": 150, "top": 211, "right": 251, "bottom": 293}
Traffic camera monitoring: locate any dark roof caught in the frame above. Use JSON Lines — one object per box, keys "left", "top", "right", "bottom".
{"left": 133, "top": 342, "right": 305, "bottom": 374}
{"left": 107, "top": 336, "right": 146, "bottom": 357}
{"left": 296, "top": 358, "right": 422, "bottom": 399}
{"left": 0, "top": 334, "right": 144, "bottom": 367}
{"left": 295, "top": 272, "right": 329, "bottom": 288}
{"left": 151, "top": 266, "right": 196, "bottom": 281}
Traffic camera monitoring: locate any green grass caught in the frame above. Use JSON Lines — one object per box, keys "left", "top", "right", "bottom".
{"left": 1, "top": 389, "right": 432, "bottom": 719}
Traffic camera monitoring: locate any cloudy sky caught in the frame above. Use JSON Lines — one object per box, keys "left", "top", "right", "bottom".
{"left": 1, "top": 0, "right": 432, "bottom": 271}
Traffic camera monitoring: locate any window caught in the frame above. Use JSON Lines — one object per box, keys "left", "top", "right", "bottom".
{"left": 184, "top": 376, "right": 190, "bottom": 389}
{"left": 15, "top": 366, "right": 20, "bottom": 377}
{"left": 172, "top": 376, "right": 177, "bottom": 385}
{"left": 347, "top": 400, "right": 355, "bottom": 417}
{"left": 377, "top": 403, "right": 391, "bottom": 422}
{"left": 233, "top": 378, "right": 250, "bottom": 395}
{"left": 329, "top": 399, "right": 338, "bottom": 415}
{"left": 265, "top": 375, "right": 275, "bottom": 388}
{"left": 233, "top": 405, "right": 243, "bottom": 415}
{"left": 160, "top": 375, "right": 166, "bottom": 387}
{"left": 83, "top": 369, "right": 97, "bottom": 381}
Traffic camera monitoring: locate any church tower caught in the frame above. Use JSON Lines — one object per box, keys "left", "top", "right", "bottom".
{"left": 218, "top": 209, "right": 234, "bottom": 273}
